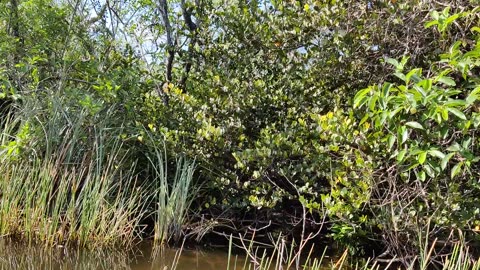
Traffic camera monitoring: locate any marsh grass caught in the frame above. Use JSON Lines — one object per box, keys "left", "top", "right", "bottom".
{"left": 407, "top": 228, "right": 480, "bottom": 270}
{"left": 147, "top": 135, "right": 197, "bottom": 245}
{"left": 0, "top": 95, "right": 200, "bottom": 248}
{"left": 226, "top": 232, "right": 480, "bottom": 270}
{"left": 0, "top": 101, "right": 149, "bottom": 247}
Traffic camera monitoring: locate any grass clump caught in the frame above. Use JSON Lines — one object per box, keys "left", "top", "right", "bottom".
{"left": 148, "top": 138, "right": 197, "bottom": 245}
{"left": 0, "top": 95, "right": 199, "bottom": 248}
{"left": 0, "top": 101, "right": 148, "bottom": 247}
{"left": 225, "top": 232, "right": 480, "bottom": 270}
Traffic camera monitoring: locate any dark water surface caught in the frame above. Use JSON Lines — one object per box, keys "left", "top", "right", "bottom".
{"left": 0, "top": 239, "right": 251, "bottom": 270}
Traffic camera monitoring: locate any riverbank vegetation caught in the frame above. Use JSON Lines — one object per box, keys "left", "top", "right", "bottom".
{"left": 1, "top": 0, "right": 480, "bottom": 268}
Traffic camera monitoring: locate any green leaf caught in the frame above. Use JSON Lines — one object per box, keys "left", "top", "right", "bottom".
{"left": 430, "top": 10, "right": 440, "bottom": 20}
{"left": 368, "top": 95, "right": 378, "bottom": 111}
{"left": 406, "top": 69, "right": 422, "bottom": 84}
{"left": 446, "top": 143, "right": 461, "bottom": 152}
{"left": 466, "top": 94, "right": 478, "bottom": 105}
{"left": 353, "top": 87, "right": 372, "bottom": 108}
{"left": 401, "top": 127, "right": 408, "bottom": 144}
{"left": 425, "top": 20, "right": 438, "bottom": 28}
{"left": 437, "top": 76, "right": 456, "bottom": 86}
{"left": 400, "top": 56, "right": 410, "bottom": 67}
{"left": 254, "top": 79, "right": 265, "bottom": 88}
{"left": 447, "top": 107, "right": 467, "bottom": 120}
{"left": 413, "top": 85, "right": 426, "bottom": 98}
{"left": 435, "top": 112, "right": 442, "bottom": 124}
{"left": 441, "top": 7, "right": 451, "bottom": 17}
{"left": 424, "top": 164, "right": 435, "bottom": 178}
{"left": 418, "top": 170, "right": 426, "bottom": 182}
{"left": 303, "top": 3, "right": 310, "bottom": 12}
{"left": 381, "top": 83, "right": 392, "bottom": 98}
{"left": 473, "top": 115, "right": 480, "bottom": 128}
{"left": 405, "top": 121, "right": 424, "bottom": 130}
{"left": 445, "top": 13, "right": 460, "bottom": 26}
{"left": 451, "top": 162, "right": 463, "bottom": 179}
{"left": 394, "top": 72, "right": 407, "bottom": 82}
{"left": 441, "top": 108, "right": 449, "bottom": 121}
{"left": 385, "top": 58, "right": 400, "bottom": 68}
{"left": 462, "top": 137, "right": 472, "bottom": 149}
{"left": 407, "top": 163, "right": 419, "bottom": 171}
{"left": 419, "top": 78, "right": 432, "bottom": 92}
{"left": 359, "top": 114, "right": 369, "bottom": 125}
{"left": 428, "top": 149, "right": 445, "bottom": 159}
{"left": 441, "top": 153, "right": 455, "bottom": 170}
{"left": 418, "top": 151, "right": 427, "bottom": 164}
{"left": 444, "top": 100, "right": 467, "bottom": 107}
{"left": 388, "top": 135, "right": 396, "bottom": 151}
{"left": 397, "top": 149, "right": 406, "bottom": 163}
{"left": 466, "top": 86, "right": 480, "bottom": 105}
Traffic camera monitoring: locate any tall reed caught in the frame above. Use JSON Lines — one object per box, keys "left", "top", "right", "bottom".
{"left": 147, "top": 135, "right": 197, "bottom": 245}
{"left": 0, "top": 100, "right": 149, "bottom": 247}
{"left": 151, "top": 152, "right": 197, "bottom": 245}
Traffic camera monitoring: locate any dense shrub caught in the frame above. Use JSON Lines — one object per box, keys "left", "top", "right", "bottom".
{"left": 1, "top": 0, "right": 479, "bottom": 258}
{"left": 352, "top": 7, "right": 480, "bottom": 256}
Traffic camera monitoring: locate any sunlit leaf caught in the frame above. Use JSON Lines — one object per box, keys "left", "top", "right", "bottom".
{"left": 447, "top": 108, "right": 467, "bottom": 120}
{"left": 405, "top": 121, "right": 424, "bottom": 130}
{"left": 418, "top": 151, "right": 427, "bottom": 164}
{"left": 437, "top": 76, "right": 456, "bottom": 86}
{"left": 451, "top": 162, "right": 463, "bottom": 178}
{"left": 441, "top": 153, "right": 455, "bottom": 170}
{"left": 397, "top": 149, "right": 406, "bottom": 163}
{"left": 428, "top": 149, "right": 445, "bottom": 159}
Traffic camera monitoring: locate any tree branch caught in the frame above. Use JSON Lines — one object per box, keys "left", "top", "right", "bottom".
{"left": 155, "top": 0, "right": 176, "bottom": 105}
{"left": 158, "top": 0, "right": 174, "bottom": 83}
{"left": 181, "top": 0, "right": 197, "bottom": 31}
{"left": 85, "top": 2, "right": 107, "bottom": 26}
{"left": 179, "top": 0, "right": 199, "bottom": 91}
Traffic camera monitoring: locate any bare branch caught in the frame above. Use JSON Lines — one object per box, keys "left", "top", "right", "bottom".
{"left": 157, "top": 0, "right": 174, "bottom": 83}
{"left": 178, "top": 0, "right": 199, "bottom": 91}
{"left": 85, "top": 2, "right": 107, "bottom": 26}
{"left": 181, "top": 0, "right": 197, "bottom": 31}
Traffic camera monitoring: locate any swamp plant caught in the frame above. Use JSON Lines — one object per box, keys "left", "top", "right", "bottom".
{"left": 0, "top": 96, "right": 198, "bottom": 247}
{"left": 148, "top": 137, "right": 197, "bottom": 245}
{"left": 0, "top": 105, "right": 148, "bottom": 247}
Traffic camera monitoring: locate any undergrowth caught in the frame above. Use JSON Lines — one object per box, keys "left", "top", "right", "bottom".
{"left": 0, "top": 97, "right": 197, "bottom": 248}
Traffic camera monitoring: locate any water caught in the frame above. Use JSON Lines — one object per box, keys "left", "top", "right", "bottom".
{"left": 0, "top": 239, "right": 249, "bottom": 270}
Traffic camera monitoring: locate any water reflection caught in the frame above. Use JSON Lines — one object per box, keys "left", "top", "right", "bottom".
{"left": 0, "top": 239, "right": 248, "bottom": 270}
{"left": 146, "top": 247, "right": 248, "bottom": 270}
{"left": 0, "top": 239, "right": 132, "bottom": 269}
